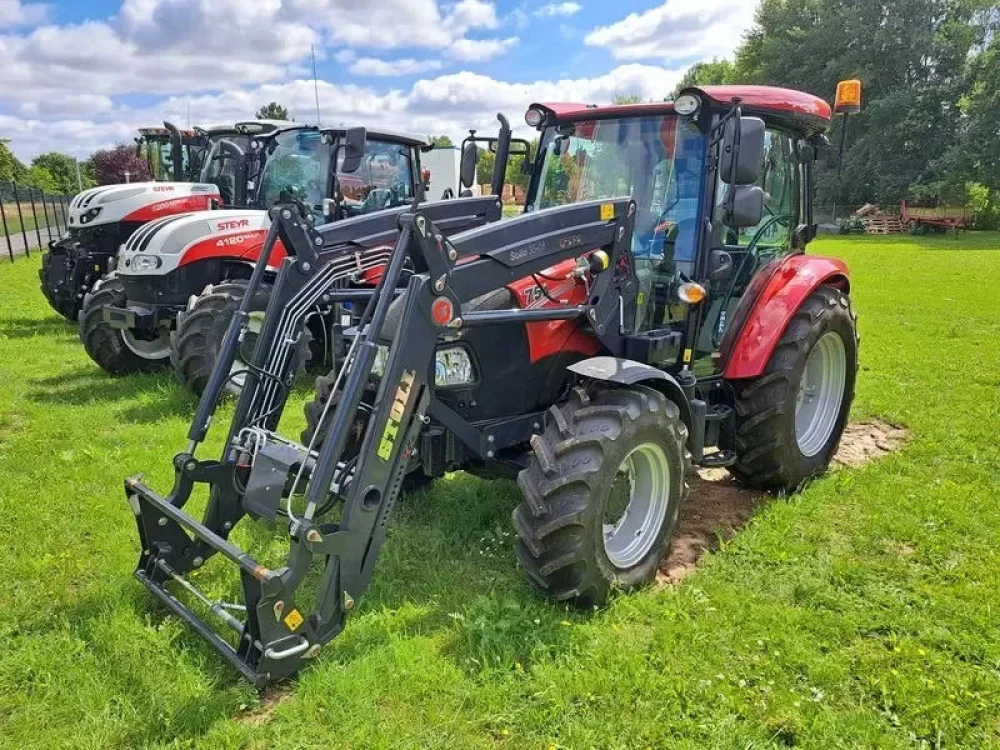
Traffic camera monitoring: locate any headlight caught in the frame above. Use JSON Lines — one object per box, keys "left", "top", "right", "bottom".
{"left": 434, "top": 346, "right": 475, "bottom": 387}
{"left": 673, "top": 93, "right": 701, "bottom": 116}
{"left": 371, "top": 344, "right": 475, "bottom": 387}
{"left": 130, "top": 254, "right": 162, "bottom": 272}
{"left": 79, "top": 207, "right": 102, "bottom": 224}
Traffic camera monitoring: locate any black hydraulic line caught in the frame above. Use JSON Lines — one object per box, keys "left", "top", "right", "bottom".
{"left": 303, "top": 222, "right": 414, "bottom": 508}
{"left": 188, "top": 221, "right": 281, "bottom": 446}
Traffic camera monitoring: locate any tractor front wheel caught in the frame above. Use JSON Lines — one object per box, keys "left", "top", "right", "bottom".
{"left": 170, "top": 280, "right": 273, "bottom": 395}
{"left": 728, "top": 285, "right": 858, "bottom": 493}
{"left": 514, "top": 384, "right": 688, "bottom": 607}
{"left": 79, "top": 276, "right": 171, "bottom": 373}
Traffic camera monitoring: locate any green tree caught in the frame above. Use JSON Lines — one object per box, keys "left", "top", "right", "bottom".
{"left": 674, "top": 58, "right": 738, "bottom": 95}
{"left": 32, "top": 152, "right": 88, "bottom": 194}
{"left": 613, "top": 93, "right": 643, "bottom": 104}
{"left": 429, "top": 135, "right": 453, "bottom": 147}
{"left": 255, "top": 102, "right": 290, "bottom": 121}
{"left": 476, "top": 147, "right": 495, "bottom": 187}
{"left": 728, "top": 0, "right": 989, "bottom": 207}
{"left": 0, "top": 140, "right": 28, "bottom": 184}
{"left": 26, "top": 165, "right": 57, "bottom": 192}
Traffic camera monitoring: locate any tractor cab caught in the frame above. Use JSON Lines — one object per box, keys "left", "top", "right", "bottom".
{"left": 135, "top": 124, "right": 207, "bottom": 182}
{"left": 195, "top": 120, "right": 290, "bottom": 207}
{"left": 524, "top": 87, "right": 834, "bottom": 379}
{"left": 250, "top": 125, "right": 428, "bottom": 222}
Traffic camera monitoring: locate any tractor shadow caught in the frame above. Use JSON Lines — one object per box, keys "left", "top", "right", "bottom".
{"left": 26, "top": 368, "right": 197, "bottom": 422}
{"left": 0, "top": 315, "right": 75, "bottom": 339}
{"left": 658, "top": 420, "right": 909, "bottom": 584}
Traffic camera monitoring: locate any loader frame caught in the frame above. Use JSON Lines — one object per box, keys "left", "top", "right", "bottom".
{"left": 128, "top": 194, "right": 635, "bottom": 684}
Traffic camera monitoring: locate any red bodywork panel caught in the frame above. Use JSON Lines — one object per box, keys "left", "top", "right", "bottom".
{"left": 505, "top": 260, "right": 600, "bottom": 363}
{"left": 178, "top": 229, "right": 287, "bottom": 269}
{"left": 722, "top": 254, "right": 850, "bottom": 380}
{"left": 122, "top": 195, "right": 216, "bottom": 223}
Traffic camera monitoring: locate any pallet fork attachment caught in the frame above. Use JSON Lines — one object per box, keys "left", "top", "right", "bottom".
{"left": 127, "top": 195, "right": 636, "bottom": 684}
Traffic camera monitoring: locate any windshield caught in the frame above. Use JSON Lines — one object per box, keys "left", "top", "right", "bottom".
{"left": 198, "top": 135, "right": 251, "bottom": 202}
{"left": 258, "top": 129, "right": 331, "bottom": 212}
{"left": 529, "top": 115, "right": 708, "bottom": 266}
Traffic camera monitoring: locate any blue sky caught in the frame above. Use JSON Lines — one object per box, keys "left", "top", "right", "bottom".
{"left": 0, "top": 0, "right": 757, "bottom": 161}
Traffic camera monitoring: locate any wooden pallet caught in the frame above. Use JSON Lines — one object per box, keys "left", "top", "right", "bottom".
{"left": 865, "top": 216, "right": 904, "bottom": 234}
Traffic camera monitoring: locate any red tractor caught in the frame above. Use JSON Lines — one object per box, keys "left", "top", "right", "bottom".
{"left": 125, "top": 83, "right": 859, "bottom": 684}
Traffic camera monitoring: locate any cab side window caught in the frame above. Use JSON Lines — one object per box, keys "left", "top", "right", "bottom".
{"left": 340, "top": 140, "right": 414, "bottom": 214}
{"left": 724, "top": 129, "right": 801, "bottom": 250}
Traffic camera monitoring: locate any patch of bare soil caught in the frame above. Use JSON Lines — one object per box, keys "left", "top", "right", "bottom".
{"left": 237, "top": 686, "right": 291, "bottom": 726}
{"left": 832, "top": 420, "right": 910, "bottom": 468}
{"left": 658, "top": 419, "right": 908, "bottom": 584}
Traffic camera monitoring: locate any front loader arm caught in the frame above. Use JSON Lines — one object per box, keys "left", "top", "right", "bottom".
{"left": 126, "top": 197, "right": 636, "bottom": 685}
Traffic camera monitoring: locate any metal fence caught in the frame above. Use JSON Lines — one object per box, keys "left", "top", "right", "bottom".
{"left": 0, "top": 180, "right": 72, "bottom": 262}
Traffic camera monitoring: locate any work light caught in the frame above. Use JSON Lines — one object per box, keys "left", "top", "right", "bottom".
{"left": 673, "top": 94, "right": 701, "bottom": 117}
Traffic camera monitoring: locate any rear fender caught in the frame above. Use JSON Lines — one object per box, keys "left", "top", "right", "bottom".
{"left": 721, "top": 254, "right": 850, "bottom": 380}
{"left": 567, "top": 356, "right": 692, "bottom": 439}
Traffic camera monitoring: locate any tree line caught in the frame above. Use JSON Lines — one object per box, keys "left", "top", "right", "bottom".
{"left": 677, "top": 0, "right": 999, "bottom": 224}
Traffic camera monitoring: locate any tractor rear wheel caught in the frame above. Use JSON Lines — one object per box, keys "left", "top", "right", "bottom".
{"left": 79, "top": 276, "right": 171, "bottom": 373}
{"left": 513, "top": 384, "right": 688, "bottom": 607}
{"left": 728, "top": 285, "right": 858, "bottom": 493}
{"left": 171, "top": 280, "right": 273, "bottom": 395}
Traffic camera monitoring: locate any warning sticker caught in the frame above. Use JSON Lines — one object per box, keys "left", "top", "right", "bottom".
{"left": 284, "top": 609, "right": 304, "bottom": 631}
{"left": 600, "top": 203, "right": 615, "bottom": 221}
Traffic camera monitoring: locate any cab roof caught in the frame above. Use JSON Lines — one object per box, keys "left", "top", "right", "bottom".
{"left": 532, "top": 85, "right": 833, "bottom": 136}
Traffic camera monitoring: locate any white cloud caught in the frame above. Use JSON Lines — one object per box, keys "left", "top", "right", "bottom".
{"left": 3, "top": 63, "right": 686, "bottom": 161}
{"left": 450, "top": 36, "right": 518, "bottom": 61}
{"left": 350, "top": 57, "right": 444, "bottom": 77}
{"left": 0, "top": 0, "right": 47, "bottom": 27}
{"left": 534, "top": 2, "right": 581, "bottom": 18}
{"left": 334, "top": 49, "right": 355, "bottom": 64}
{"left": 584, "top": 0, "right": 756, "bottom": 62}
{"left": 301, "top": 0, "right": 503, "bottom": 53}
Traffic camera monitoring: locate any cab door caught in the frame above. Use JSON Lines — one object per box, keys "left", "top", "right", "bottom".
{"left": 692, "top": 127, "right": 805, "bottom": 375}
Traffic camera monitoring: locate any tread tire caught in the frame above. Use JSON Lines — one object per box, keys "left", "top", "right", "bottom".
{"left": 728, "top": 285, "right": 858, "bottom": 492}
{"left": 170, "top": 280, "right": 276, "bottom": 395}
{"left": 513, "top": 384, "right": 688, "bottom": 607}
{"left": 79, "top": 276, "right": 169, "bottom": 373}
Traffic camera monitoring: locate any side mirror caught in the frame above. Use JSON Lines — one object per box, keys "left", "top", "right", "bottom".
{"left": 460, "top": 142, "right": 477, "bottom": 189}
{"left": 720, "top": 116, "right": 765, "bottom": 185}
{"left": 724, "top": 185, "right": 765, "bottom": 228}
{"left": 341, "top": 127, "right": 366, "bottom": 173}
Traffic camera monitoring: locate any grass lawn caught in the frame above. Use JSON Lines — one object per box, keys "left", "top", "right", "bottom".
{"left": 1, "top": 232, "right": 999, "bottom": 748}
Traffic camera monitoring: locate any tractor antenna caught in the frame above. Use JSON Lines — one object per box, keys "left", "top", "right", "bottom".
{"left": 312, "top": 45, "right": 322, "bottom": 126}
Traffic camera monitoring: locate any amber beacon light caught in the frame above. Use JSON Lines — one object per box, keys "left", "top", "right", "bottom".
{"left": 834, "top": 79, "right": 862, "bottom": 115}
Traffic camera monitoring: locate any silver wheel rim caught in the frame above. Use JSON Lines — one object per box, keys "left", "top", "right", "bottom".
{"left": 122, "top": 329, "right": 171, "bottom": 359}
{"left": 795, "top": 331, "right": 847, "bottom": 457}
{"left": 603, "top": 442, "right": 671, "bottom": 570}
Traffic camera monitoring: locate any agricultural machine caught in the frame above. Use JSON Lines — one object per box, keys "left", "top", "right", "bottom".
{"left": 124, "top": 84, "right": 859, "bottom": 684}
{"left": 79, "top": 118, "right": 527, "bottom": 389}
{"left": 39, "top": 121, "right": 286, "bottom": 320}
